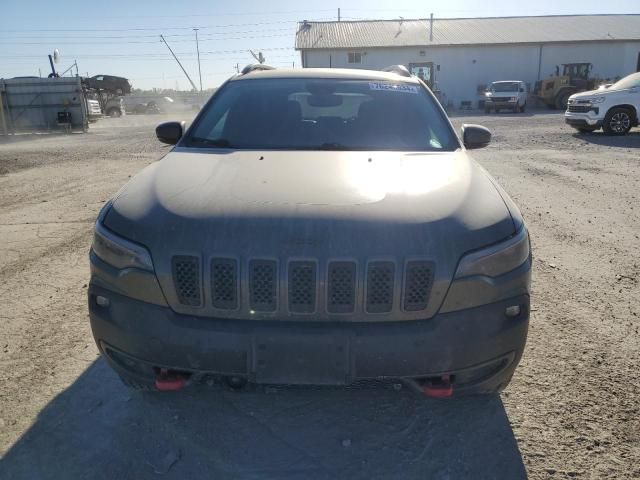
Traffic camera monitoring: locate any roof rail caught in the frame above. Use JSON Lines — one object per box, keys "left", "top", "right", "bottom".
{"left": 382, "top": 65, "right": 411, "bottom": 77}
{"left": 241, "top": 64, "right": 275, "bottom": 75}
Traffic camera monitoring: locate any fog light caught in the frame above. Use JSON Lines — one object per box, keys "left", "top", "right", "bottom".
{"left": 505, "top": 305, "right": 521, "bottom": 317}
{"left": 96, "top": 295, "right": 110, "bottom": 307}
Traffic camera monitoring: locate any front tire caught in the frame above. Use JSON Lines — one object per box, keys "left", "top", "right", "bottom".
{"left": 603, "top": 107, "right": 633, "bottom": 136}
{"left": 555, "top": 91, "right": 572, "bottom": 110}
{"left": 520, "top": 103, "right": 526, "bottom": 113}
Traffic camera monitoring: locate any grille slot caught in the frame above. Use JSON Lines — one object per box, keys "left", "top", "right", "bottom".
{"left": 249, "top": 260, "right": 278, "bottom": 312}
{"left": 366, "top": 261, "right": 395, "bottom": 313}
{"left": 403, "top": 261, "right": 433, "bottom": 311}
{"left": 288, "top": 261, "right": 317, "bottom": 313}
{"left": 172, "top": 256, "right": 201, "bottom": 306}
{"left": 568, "top": 105, "right": 593, "bottom": 113}
{"left": 327, "top": 262, "right": 356, "bottom": 314}
{"left": 211, "top": 258, "right": 238, "bottom": 310}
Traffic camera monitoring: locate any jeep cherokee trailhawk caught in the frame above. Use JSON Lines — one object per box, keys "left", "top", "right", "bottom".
{"left": 88, "top": 65, "right": 531, "bottom": 396}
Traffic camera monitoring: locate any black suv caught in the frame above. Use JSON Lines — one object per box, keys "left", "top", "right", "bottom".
{"left": 84, "top": 75, "right": 131, "bottom": 95}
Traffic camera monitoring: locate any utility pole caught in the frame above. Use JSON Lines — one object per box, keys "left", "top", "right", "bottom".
{"left": 193, "top": 28, "right": 203, "bottom": 91}
{"left": 160, "top": 34, "right": 198, "bottom": 91}
{"left": 338, "top": 8, "right": 341, "bottom": 22}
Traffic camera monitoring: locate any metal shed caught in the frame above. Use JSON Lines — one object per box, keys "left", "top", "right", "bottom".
{"left": 0, "top": 77, "right": 88, "bottom": 135}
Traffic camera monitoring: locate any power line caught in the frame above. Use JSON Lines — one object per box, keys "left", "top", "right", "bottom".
{"left": 0, "top": 18, "right": 331, "bottom": 33}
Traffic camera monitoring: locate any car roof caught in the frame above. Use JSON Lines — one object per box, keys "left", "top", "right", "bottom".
{"left": 229, "top": 67, "right": 421, "bottom": 83}
{"left": 491, "top": 80, "right": 524, "bottom": 83}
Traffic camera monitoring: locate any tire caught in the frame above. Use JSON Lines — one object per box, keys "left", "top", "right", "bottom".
{"left": 520, "top": 103, "right": 526, "bottom": 113}
{"left": 603, "top": 107, "right": 633, "bottom": 136}
{"left": 119, "top": 373, "right": 155, "bottom": 391}
{"left": 555, "top": 91, "right": 572, "bottom": 110}
{"left": 107, "top": 108, "right": 122, "bottom": 118}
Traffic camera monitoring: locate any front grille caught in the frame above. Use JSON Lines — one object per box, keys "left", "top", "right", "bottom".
{"left": 403, "top": 261, "right": 434, "bottom": 311}
{"left": 288, "top": 261, "right": 317, "bottom": 313}
{"left": 568, "top": 105, "right": 594, "bottom": 113}
{"left": 490, "top": 96, "right": 510, "bottom": 102}
{"left": 327, "top": 261, "right": 356, "bottom": 313}
{"left": 211, "top": 258, "right": 238, "bottom": 310}
{"left": 249, "top": 260, "right": 278, "bottom": 312}
{"left": 172, "top": 256, "right": 201, "bottom": 306}
{"left": 366, "top": 261, "right": 395, "bottom": 313}
{"left": 170, "top": 255, "right": 435, "bottom": 316}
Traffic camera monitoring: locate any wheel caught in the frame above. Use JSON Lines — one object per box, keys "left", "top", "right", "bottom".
{"left": 107, "top": 108, "right": 122, "bottom": 118}
{"left": 555, "top": 91, "right": 572, "bottom": 110}
{"left": 513, "top": 105, "right": 519, "bottom": 113}
{"left": 118, "top": 373, "right": 155, "bottom": 391}
{"left": 603, "top": 107, "right": 633, "bottom": 136}
{"left": 520, "top": 103, "right": 526, "bottom": 113}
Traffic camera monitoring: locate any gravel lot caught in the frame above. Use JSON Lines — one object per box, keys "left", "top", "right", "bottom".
{"left": 0, "top": 112, "right": 638, "bottom": 479}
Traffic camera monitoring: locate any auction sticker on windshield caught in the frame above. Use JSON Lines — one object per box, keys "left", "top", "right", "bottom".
{"left": 369, "top": 82, "right": 419, "bottom": 94}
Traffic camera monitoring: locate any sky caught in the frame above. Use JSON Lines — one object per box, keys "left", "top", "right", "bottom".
{"left": 1, "top": 0, "right": 638, "bottom": 90}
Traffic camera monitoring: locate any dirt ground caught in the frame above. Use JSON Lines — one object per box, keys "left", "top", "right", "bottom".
{"left": 0, "top": 112, "right": 638, "bottom": 479}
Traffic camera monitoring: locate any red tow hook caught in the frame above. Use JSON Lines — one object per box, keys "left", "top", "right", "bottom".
{"left": 422, "top": 374, "right": 453, "bottom": 398}
{"left": 155, "top": 368, "right": 186, "bottom": 391}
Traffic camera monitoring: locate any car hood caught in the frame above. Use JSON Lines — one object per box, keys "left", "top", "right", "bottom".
{"left": 570, "top": 88, "right": 626, "bottom": 100}
{"left": 105, "top": 149, "right": 517, "bottom": 317}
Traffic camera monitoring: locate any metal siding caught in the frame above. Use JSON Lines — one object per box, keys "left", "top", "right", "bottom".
{"left": 0, "top": 77, "right": 87, "bottom": 133}
{"left": 296, "top": 15, "right": 640, "bottom": 50}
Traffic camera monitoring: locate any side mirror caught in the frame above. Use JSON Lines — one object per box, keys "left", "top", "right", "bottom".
{"left": 156, "top": 121, "right": 185, "bottom": 145}
{"left": 462, "top": 124, "right": 491, "bottom": 150}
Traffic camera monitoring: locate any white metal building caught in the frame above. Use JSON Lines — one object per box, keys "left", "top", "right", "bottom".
{"left": 295, "top": 15, "right": 640, "bottom": 108}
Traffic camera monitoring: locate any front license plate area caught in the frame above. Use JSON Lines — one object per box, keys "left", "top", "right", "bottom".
{"left": 253, "top": 333, "right": 349, "bottom": 385}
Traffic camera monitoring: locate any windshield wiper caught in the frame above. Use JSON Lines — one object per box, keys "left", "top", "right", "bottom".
{"left": 186, "top": 137, "right": 231, "bottom": 148}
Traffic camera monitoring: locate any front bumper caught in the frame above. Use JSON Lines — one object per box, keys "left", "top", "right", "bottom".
{"left": 485, "top": 99, "right": 518, "bottom": 108}
{"left": 88, "top": 284, "right": 530, "bottom": 394}
{"left": 564, "top": 111, "right": 603, "bottom": 128}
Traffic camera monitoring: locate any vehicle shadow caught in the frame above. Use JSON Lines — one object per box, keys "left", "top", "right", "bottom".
{"left": 0, "top": 359, "right": 526, "bottom": 480}
{"left": 572, "top": 130, "right": 640, "bottom": 148}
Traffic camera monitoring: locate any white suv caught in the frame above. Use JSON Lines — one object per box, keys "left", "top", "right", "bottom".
{"left": 565, "top": 72, "right": 640, "bottom": 135}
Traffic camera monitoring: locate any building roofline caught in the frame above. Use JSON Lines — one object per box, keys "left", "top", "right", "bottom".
{"left": 297, "top": 13, "right": 640, "bottom": 25}
{"left": 295, "top": 38, "right": 640, "bottom": 51}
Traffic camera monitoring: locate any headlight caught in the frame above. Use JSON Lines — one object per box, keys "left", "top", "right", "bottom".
{"left": 454, "top": 228, "right": 530, "bottom": 278}
{"left": 591, "top": 97, "right": 606, "bottom": 104}
{"left": 92, "top": 220, "right": 154, "bottom": 271}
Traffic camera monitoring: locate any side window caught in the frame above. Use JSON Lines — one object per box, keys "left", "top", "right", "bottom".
{"left": 347, "top": 52, "right": 362, "bottom": 64}
{"left": 95, "top": 76, "right": 104, "bottom": 81}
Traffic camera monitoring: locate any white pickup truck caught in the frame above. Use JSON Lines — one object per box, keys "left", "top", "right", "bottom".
{"left": 565, "top": 72, "right": 640, "bottom": 135}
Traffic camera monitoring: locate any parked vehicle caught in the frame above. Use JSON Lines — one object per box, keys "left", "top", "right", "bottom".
{"left": 565, "top": 71, "right": 640, "bottom": 135}
{"left": 104, "top": 97, "right": 125, "bottom": 117}
{"left": 84, "top": 75, "right": 131, "bottom": 95}
{"left": 533, "top": 63, "right": 603, "bottom": 110}
{"left": 86, "top": 99, "right": 102, "bottom": 122}
{"left": 88, "top": 66, "right": 531, "bottom": 396}
{"left": 484, "top": 81, "right": 528, "bottom": 113}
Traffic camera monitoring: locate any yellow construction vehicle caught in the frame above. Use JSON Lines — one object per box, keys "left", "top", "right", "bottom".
{"left": 534, "top": 63, "right": 601, "bottom": 109}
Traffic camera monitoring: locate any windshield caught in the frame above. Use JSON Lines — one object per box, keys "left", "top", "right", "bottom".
{"left": 609, "top": 72, "right": 640, "bottom": 91}
{"left": 186, "top": 78, "right": 458, "bottom": 151}
{"left": 490, "top": 82, "right": 520, "bottom": 92}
